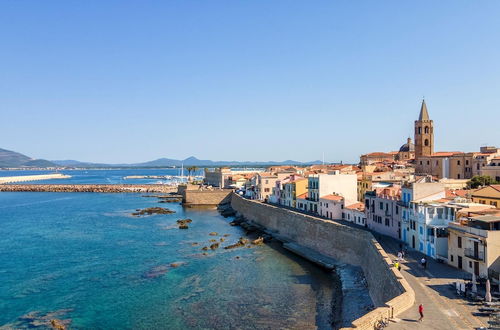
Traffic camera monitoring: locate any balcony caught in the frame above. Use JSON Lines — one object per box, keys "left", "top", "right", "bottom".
{"left": 464, "top": 248, "right": 484, "bottom": 261}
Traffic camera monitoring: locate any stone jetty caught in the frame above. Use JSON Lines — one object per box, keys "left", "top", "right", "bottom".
{"left": 0, "top": 173, "right": 70, "bottom": 184}
{"left": 0, "top": 184, "right": 178, "bottom": 193}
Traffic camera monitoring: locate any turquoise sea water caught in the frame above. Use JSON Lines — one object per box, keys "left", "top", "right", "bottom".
{"left": 0, "top": 191, "right": 338, "bottom": 329}
{"left": 0, "top": 168, "right": 201, "bottom": 185}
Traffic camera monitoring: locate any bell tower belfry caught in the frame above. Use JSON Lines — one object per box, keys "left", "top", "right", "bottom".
{"left": 414, "top": 99, "right": 434, "bottom": 158}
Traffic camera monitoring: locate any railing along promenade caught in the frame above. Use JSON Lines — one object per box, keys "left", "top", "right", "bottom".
{"left": 0, "top": 184, "right": 178, "bottom": 193}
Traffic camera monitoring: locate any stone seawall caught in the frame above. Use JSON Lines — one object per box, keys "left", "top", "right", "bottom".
{"left": 231, "top": 194, "right": 414, "bottom": 329}
{"left": 0, "top": 184, "right": 177, "bottom": 193}
{"left": 182, "top": 189, "right": 233, "bottom": 206}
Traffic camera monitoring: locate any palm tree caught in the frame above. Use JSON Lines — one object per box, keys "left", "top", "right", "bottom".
{"left": 186, "top": 166, "right": 196, "bottom": 182}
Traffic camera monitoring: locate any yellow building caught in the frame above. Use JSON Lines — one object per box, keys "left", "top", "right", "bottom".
{"left": 448, "top": 215, "right": 500, "bottom": 278}
{"left": 282, "top": 178, "right": 308, "bottom": 208}
{"left": 472, "top": 185, "right": 500, "bottom": 208}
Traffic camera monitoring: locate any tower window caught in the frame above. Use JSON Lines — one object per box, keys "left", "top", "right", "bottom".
{"left": 418, "top": 127, "right": 422, "bottom": 134}
{"left": 425, "top": 126, "right": 429, "bottom": 134}
{"left": 424, "top": 139, "right": 429, "bottom": 146}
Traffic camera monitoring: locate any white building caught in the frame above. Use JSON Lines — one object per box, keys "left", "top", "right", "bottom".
{"left": 307, "top": 171, "right": 357, "bottom": 214}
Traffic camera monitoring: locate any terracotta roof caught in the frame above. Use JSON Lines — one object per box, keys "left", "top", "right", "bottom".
{"left": 432, "top": 152, "right": 463, "bottom": 157}
{"left": 346, "top": 202, "right": 365, "bottom": 211}
{"left": 445, "top": 189, "right": 470, "bottom": 198}
{"left": 491, "top": 185, "right": 500, "bottom": 192}
{"left": 296, "top": 193, "right": 308, "bottom": 199}
{"left": 320, "top": 194, "right": 344, "bottom": 201}
{"left": 365, "top": 152, "right": 394, "bottom": 157}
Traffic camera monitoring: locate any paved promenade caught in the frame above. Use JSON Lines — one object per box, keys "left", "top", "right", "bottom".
{"left": 378, "top": 235, "right": 489, "bottom": 329}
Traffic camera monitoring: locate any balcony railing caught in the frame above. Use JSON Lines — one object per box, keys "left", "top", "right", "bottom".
{"left": 464, "top": 248, "right": 484, "bottom": 261}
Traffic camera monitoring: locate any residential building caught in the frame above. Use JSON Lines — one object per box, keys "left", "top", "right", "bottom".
{"left": 448, "top": 214, "right": 500, "bottom": 279}
{"left": 365, "top": 185, "right": 402, "bottom": 240}
{"left": 481, "top": 157, "right": 500, "bottom": 182}
{"left": 400, "top": 178, "right": 446, "bottom": 250}
{"left": 357, "top": 171, "right": 413, "bottom": 201}
{"left": 306, "top": 171, "right": 358, "bottom": 214}
{"left": 296, "top": 193, "right": 308, "bottom": 212}
{"left": 282, "top": 177, "right": 308, "bottom": 208}
{"left": 344, "top": 202, "right": 366, "bottom": 226}
{"left": 472, "top": 185, "right": 500, "bottom": 208}
{"left": 319, "top": 194, "right": 344, "bottom": 219}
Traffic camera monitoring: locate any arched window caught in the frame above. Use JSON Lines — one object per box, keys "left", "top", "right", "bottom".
{"left": 424, "top": 126, "right": 429, "bottom": 134}
{"left": 418, "top": 127, "right": 422, "bottom": 134}
{"left": 424, "top": 139, "right": 429, "bottom": 146}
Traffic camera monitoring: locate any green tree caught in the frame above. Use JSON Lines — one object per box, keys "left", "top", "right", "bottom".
{"left": 467, "top": 175, "right": 499, "bottom": 189}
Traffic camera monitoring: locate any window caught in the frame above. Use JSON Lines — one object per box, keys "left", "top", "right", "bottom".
{"left": 265, "top": 180, "right": 269, "bottom": 184}
{"left": 425, "top": 126, "right": 429, "bottom": 134}
{"left": 396, "top": 206, "right": 399, "bottom": 215}
{"left": 427, "top": 160, "right": 430, "bottom": 165}
{"left": 385, "top": 218, "right": 390, "bottom": 226}
{"left": 420, "top": 161, "right": 423, "bottom": 165}
{"left": 457, "top": 174, "right": 460, "bottom": 179}
{"left": 424, "top": 139, "right": 429, "bottom": 146}
{"left": 418, "top": 127, "right": 422, "bottom": 134}
{"left": 457, "top": 160, "right": 461, "bottom": 166}
{"left": 466, "top": 160, "right": 469, "bottom": 165}
{"left": 450, "top": 255, "right": 454, "bottom": 262}
{"left": 458, "top": 236, "right": 462, "bottom": 248}
{"left": 264, "top": 188, "right": 270, "bottom": 192}
{"left": 469, "top": 261, "right": 473, "bottom": 268}
{"left": 380, "top": 202, "right": 383, "bottom": 210}
{"left": 436, "top": 161, "right": 439, "bottom": 165}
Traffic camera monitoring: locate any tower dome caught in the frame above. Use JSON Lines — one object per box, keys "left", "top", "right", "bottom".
{"left": 399, "top": 137, "right": 415, "bottom": 152}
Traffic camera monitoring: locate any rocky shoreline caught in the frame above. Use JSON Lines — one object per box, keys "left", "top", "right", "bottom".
{"left": 0, "top": 184, "right": 178, "bottom": 193}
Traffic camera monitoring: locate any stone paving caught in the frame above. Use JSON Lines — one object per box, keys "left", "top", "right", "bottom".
{"left": 378, "top": 235, "right": 491, "bottom": 329}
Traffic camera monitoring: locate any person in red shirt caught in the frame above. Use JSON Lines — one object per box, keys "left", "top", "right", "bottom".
{"left": 418, "top": 304, "right": 424, "bottom": 322}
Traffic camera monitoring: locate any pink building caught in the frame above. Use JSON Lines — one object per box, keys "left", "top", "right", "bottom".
{"left": 365, "top": 185, "right": 402, "bottom": 240}
{"left": 319, "top": 194, "right": 344, "bottom": 220}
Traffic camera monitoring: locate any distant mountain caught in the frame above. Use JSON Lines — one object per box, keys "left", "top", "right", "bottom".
{"left": 50, "top": 156, "right": 324, "bottom": 168}
{"left": 0, "top": 148, "right": 57, "bottom": 168}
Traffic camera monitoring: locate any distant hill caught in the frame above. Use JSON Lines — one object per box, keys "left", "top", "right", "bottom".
{"left": 50, "top": 156, "right": 324, "bottom": 167}
{"left": 0, "top": 148, "right": 57, "bottom": 168}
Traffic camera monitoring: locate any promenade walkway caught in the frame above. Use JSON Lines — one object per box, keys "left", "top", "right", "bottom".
{"left": 377, "top": 235, "right": 489, "bottom": 329}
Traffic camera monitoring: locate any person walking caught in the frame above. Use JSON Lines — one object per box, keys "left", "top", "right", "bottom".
{"left": 421, "top": 257, "right": 427, "bottom": 269}
{"left": 418, "top": 303, "right": 424, "bottom": 322}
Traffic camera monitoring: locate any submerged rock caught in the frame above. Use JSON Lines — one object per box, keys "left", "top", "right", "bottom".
{"left": 143, "top": 265, "right": 169, "bottom": 278}
{"left": 209, "top": 232, "right": 218, "bottom": 236}
{"left": 251, "top": 237, "right": 264, "bottom": 245}
{"left": 177, "top": 219, "right": 192, "bottom": 229}
{"left": 224, "top": 237, "right": 249, "bottom": 250}
{"left": 132, "top": 207, "right": 175, "bottom": 216}
{"left": 50, "top": 319, "right": 66, "bottom": 330}
{"left": 210, "top": 242, "right": 220, "bottom": 250}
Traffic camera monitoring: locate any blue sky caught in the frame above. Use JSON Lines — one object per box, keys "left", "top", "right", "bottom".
{"left": 1, "top": 1, "right": 499, "bottom": 163}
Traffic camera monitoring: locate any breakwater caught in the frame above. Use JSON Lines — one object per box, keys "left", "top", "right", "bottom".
{"left": 0, "top": 173, "right": 70, "bottom": 184}
{"left": 230, "top": 194, "right": 414, "bottom": 330}
{"left": 0, "top": 184, "right": 178, "bottom": 193}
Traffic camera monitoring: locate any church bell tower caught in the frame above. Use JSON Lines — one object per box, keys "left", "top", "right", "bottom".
{"left": 414, "top": 99, "right": 434, "bottom": 158}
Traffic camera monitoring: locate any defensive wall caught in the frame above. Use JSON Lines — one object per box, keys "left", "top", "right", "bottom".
{"left": 180, "top": 186, "right": 233, "bottom": 206}
{"left": 231, "top": 193, "right": 414, "bottom": 330}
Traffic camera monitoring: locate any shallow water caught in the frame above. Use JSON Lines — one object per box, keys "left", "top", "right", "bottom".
{"left": 0, "top": 192, "right": 339, "bottom": 329}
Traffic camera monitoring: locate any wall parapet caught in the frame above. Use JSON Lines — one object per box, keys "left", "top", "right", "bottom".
{"left": 230, "top": 193, "right": 414, "bottom": 329}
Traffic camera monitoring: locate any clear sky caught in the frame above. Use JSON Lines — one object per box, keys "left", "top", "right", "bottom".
{"left": 1, "top": 1, "right": 499, "bottom": 164}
